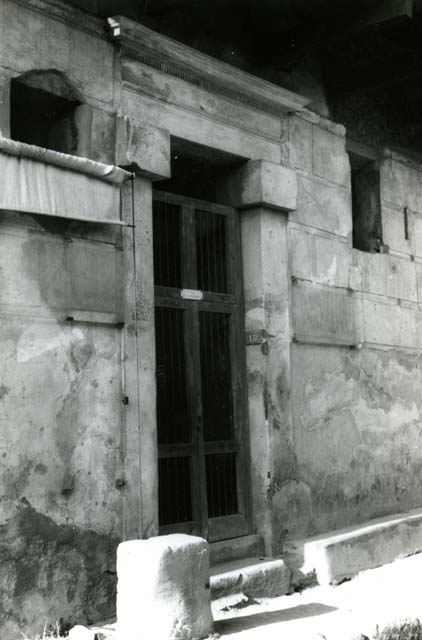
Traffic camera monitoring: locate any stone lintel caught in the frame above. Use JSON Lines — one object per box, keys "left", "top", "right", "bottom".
{"left": 109, "top": 17, "right": 309, "bottom": 117}
{"left": 219, "top": 160, "right": 297, "bottom": 213}
{"left": 116, "top": 116, "right": 171, "bottom": 181}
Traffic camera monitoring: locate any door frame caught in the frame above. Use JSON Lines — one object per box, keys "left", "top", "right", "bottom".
{"left": 153, "top": 189, "right": 252, "bottom": 541}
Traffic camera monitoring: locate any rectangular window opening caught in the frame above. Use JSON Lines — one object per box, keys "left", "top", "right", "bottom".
{"left": 348, "top": 143, "right": 383, "bottom": 253}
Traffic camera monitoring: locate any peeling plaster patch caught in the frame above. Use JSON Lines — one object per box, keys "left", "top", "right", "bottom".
{"left": 5, "top": 459, "right": 34, "bottom": 497}
{"left": 17, "top": 327, "right": 85, "bottom": 363}
{"left": 0, "top": 499, "right": 118, "bottom": 638}
{"left": 272, "top": 481, "right": 313, "bottom": 541}
{"left": 0, "top": 384, "right": 10, "bottom": 399}
{"left": 34, "top": 463, "right": 47, "bottom": 475}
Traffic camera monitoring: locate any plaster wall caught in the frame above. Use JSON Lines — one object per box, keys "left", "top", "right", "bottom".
{"left": 0, "top": 211, "right": 126, "bottom": 637}
{"left": 277, "top": 111, "right": 422, "bottom": 540}
{"left": 0, "top": 4, "right": 133, "bottom": 635}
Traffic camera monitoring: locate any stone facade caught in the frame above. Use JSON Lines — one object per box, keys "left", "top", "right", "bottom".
{"left": 1, "top": 0, "right": 422, "bottom": 637}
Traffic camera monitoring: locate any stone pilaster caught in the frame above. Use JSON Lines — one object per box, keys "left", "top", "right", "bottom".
{"left": 220, "top": 160, "right": 297, "bottom": 555}
{"left": 0, "top": 72, "right": 11, "bottom": 137}
{"left": 119, "top": 121, "right": 171, "bottom": 539}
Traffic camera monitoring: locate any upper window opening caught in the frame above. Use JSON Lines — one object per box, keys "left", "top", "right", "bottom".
{"left": 10, "top": 71, "right": 82, "bottom": 155}
{"left": 348, "top": 142, "right": 383, "bottom": 253}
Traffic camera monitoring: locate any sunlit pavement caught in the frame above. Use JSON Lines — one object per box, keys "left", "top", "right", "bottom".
{"left": 212, "top": 552, "right": 422, "bottom": 640}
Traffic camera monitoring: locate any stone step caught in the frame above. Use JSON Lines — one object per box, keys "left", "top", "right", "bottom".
{"left": 285, "top": 507, "right": 422, "bottom": 586}
{"left": 209, "top": 534, "right": 264, "bottom": 565}
{"left": 210, "top": 556, "right": 291, "bottom": 599}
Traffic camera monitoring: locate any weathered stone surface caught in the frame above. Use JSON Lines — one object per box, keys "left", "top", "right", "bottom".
{"left": 315, "top": 235, "right": 350, "bottom": 288}
{"left": 240, "top": 208, "right": 294, "bottom": 555}
{"left": 413, "top": 213, "right": 422, "bottom": 257}
{"left": 210, "top": 535, "right": 264, "bottom": 566}
{"left": 297, "top": 508, "right": 422, "bottom": 585}
{"left": 348, "top": 250, "right": 362, "bottom": 291}
{"left": 312, "top": 126, "right": 350, "bottom": 187}
{"left": 416, "top": 262, "right": 422, "bottom": 301}
{"left": 116, "top": 535, "right": 213, "bottom": 640}
{"left": 0, "top": 501, "right": 118, "bottom": 639}
{"left": 220, "top": 160, "right": 297, "bottom": 212}
{"left": 360, "top": 252, "right": 386, "bottom": 296}
{"left": 0, "top": 72, "right": 10, "bottom": 137}
{"left": 289, "top": 226, "right": 314, "bottom": 281}
{"left": 121, "top": 58, "right": 282, "bottom": 142}
{"left": 0, "top": 0, "right": 114, "bottom": 108}
{"left": 122, "top": 88, "right": 281, "bottom": 163}
{"left": 121, "top": 177, "right": 158, "bottom": 539}
{"left": 381, "top": 157, "right": 422, "bottom": 213}
{"left": 210, "top": 557, "right": 291, "bottom": 599}
{"left": 116, "top": 116, "right": 170, "bottom": 180}
{"left": 382, "top": 205, "right": 414, "bottom": 255}
{"left": 363, "top": 296, "right": 417, "bottom": 347}
{"left": 386, "top": 255, "right": 417, "bottom": 302}
{"left": 0, "top": 211, "right": 125, "bottom": 639}
{"left": 292, "top": 283, "right": 363, "bottom": 345}
{"left": 291, "top": 344, "right": 422, "bottom": 534}
{"left": 292, "top": 174, "right": 352, "bottom": 237}
{"left": 90, "top": 108, "right": 116, "bottom": 165}
{"left": 288, "top": 115, "right": 313, "bottom": 173}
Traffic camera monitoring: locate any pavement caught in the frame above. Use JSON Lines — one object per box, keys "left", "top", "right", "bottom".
{"left": 211, "top": 552, "right": 422, "bottom": 640}
{"left": 89, "top": 552, "right": 422, "bottom": 640}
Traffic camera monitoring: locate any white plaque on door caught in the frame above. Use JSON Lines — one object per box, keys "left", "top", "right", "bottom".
{"left": 181, "top": 289, "right": 204, "bottom": 301}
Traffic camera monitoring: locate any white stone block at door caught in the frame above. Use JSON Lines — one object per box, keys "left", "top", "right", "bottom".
{"left": 116, "top": 534, "right": 213, "bottom": 640}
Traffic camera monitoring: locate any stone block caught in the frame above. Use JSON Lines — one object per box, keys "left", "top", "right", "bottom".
{"left": 386, "top": 255, "right": 417, "bottom": 302}
{"left": 361, "top": 252, "right": 386, "bottom": 296}
{"left": 289, "top": 226, "right": 314, "bottom": 280}
{"left": 209, "top": 535, "right": 264, "bottom": 566}
{"left": 122, "top": 89, "right": 282, "bottom": 164}
{"left": 381, "top": 158, "right": 422, "bottom": 213}
{"left": 315, "top": 235, "right": 350, "bottom": 288}
{"left": 292, "top": 283, "right": 362, "bottom": 345}
{"left": 363, "top": 296, "right": 417, "bottom": 348}
{"left": 74, "top": 104, "right": 93, "bottom": 159}
{"left": 297, "top": 508, "right": 422, "bottom": 585}
{"left": 116, "top": 534, "right": 213, "bottom": 640}
{"left": 382, "top": 205, "right": 413, "bottom": 255}
{"left": 0, "top": 231, "right": 66, "bottom": 309}
{"left": 122, "top": 58, "right": 281, "bottom": 142}
{"left": 68, "top": 626, "right": 95, "bottom": 640}
{"left": 348, "top": 250, "right": 362, "bottom": 291}
{"left": 289, "top": 115, "right": 313, "bottom": 173}
{"left": 292, "top": 174, "right": 352, "bottom": 237}
{"left": 116, "top": 116, "right": 170, "bottom": 180}
{"left": 381, "top": 157, "right": 406, "bottom": 208}
{"left": 219, "top": 159, "right": 297, "bottom": 212}
{"left": 69, "top": 241, "right": 119, "bottom": 313}
{"left": 416, "top": 262, "right": 422, "bottom": 301}
{"left": 313, "top": 126, "right": 350, "bottom": 187}
{"left": 210, "top": 557, "right": 290, "bottom": 599}
{"left": 414, "top": 214, "right": 422, "bottom": 257}
{"left": 89, "top": 108, "right": 116, "bottom": 165}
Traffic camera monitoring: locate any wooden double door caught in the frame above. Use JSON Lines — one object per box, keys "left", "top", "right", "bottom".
{"left": 153, "top": 190, "right": 251, "bottom": 541}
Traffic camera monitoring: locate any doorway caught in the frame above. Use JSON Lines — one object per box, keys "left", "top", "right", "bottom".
{"left": 153, "top": 189, "right": 251, "bottom": 541}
